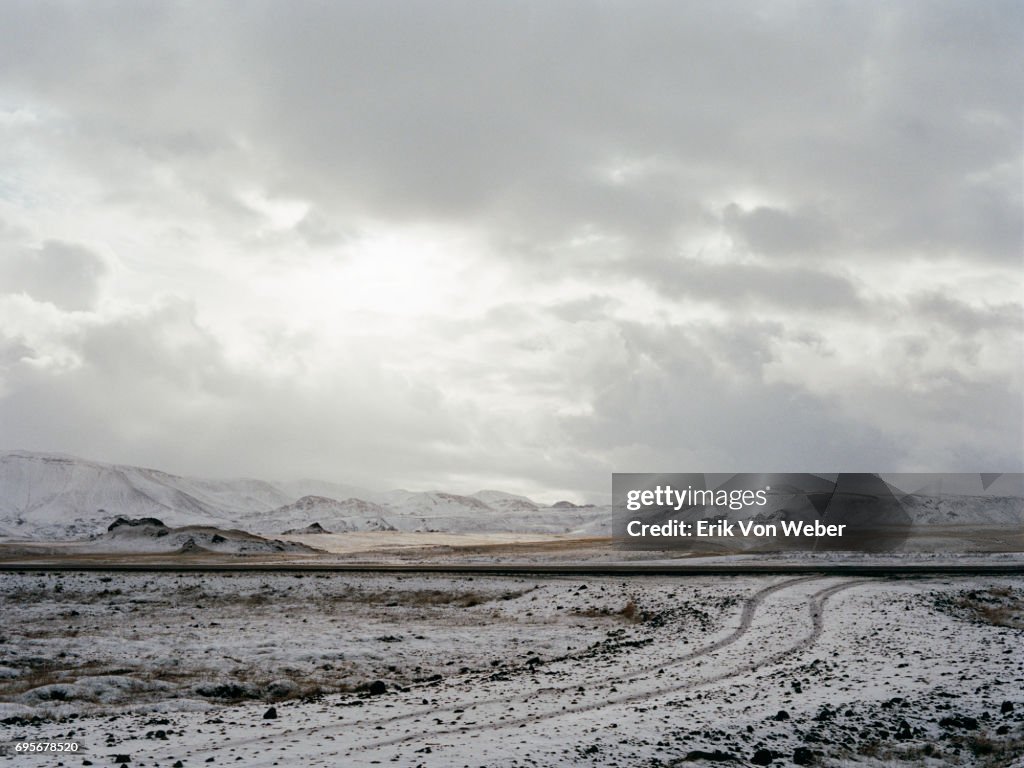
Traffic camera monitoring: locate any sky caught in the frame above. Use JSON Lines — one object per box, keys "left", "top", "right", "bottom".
{"left": 0, "top": 1, "right": 1021, "bottom": 501}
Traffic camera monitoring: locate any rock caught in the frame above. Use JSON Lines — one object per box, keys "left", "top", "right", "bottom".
{"left": 369, "top": 680, "right": 387, "bottom": 696}
{"left": 751, "top": 747, "right": 775, "bottom": 765}
{"left": 177, "top": 538, "right": 208, "bottom": 554}
{"left": 896, "top": 719, "right": 912, "bottom": 740}
{"left": 772, "top": 710, "right": 790, "bottom": 721}
{"left": 683, "top": 749, "right": 738, "bottom": 763}
{"left": 1001, "top": 701, "right": 1014, "bottom": 715}
{"left": 792, "top": 746, "right": 814, "bottom": 765}
{"left": 283, "top": 522, "right": 331, "bottom": 535}
{"left": 265, "top": 679, "right": 299, "bottom": 700}
{"left": 108, "top": 517, "right": 166, "bottom": 531}
{"left": 174, "top": 762, "right": 184, "bottom": 768}
{"left": 939, "top": 714, "right": 978, "bottom": 731}
{"left": 113, "top": 757, "right": 131, "bottom": 765}
{"left": 195, "top": 682, "right": 255, "bottom": 700}
{"left": 263, "top": 706, "right": 277, "bottom": 720}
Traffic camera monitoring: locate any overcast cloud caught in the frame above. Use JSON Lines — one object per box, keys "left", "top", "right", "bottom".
{"left": 0, "top": 1, "right": 1020, "bottom": 500}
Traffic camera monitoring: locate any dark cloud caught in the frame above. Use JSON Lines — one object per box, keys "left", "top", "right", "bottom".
{"left": 555, "top": 316, "right": 1021, "bottom": 476}
{"left": 628, "top": 257, "right": 862, "bottom": 312}
{"left": 911, "top": 293, "right": 1023, "bottom": 337}
{"left": 556, "top": 319, "right": 904, "bottom": 471}
{"left": 723, "top": 205, "right": 838, "bottom": 258}
{"left": 1, "top": 2, "right": 1018, "bottom": 255}
{"left": 0, "top": 241, "right": 107, "bottom": 311}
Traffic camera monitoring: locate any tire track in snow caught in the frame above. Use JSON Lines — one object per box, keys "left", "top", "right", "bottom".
{"left": 347, "top": 577, "right": 866, "bottom": 755}
{"left": 342, "top": 574, "right": 823, "bottom": 733}
{"left": 157, "top": 575, "right": 821, "bottom": 763}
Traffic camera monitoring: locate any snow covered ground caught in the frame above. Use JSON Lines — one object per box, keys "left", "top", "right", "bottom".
{"left": 2, "top": 571, "right": 1021, "bottom": 766}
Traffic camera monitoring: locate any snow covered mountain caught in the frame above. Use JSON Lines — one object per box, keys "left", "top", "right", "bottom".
{"left": 471, "top": 490, "right": 540, "bottom": 513}
{"left": 0, "top": 450, "right": 605, "bottom": 539}
{"left": 6, "top": 452, "right": 1017, "bottom": 544}
{"left": 245, "top": 495, "right": 397, "bottom": 534}
{"left": 0, "top": 451, "right": 292, "bottom": 539}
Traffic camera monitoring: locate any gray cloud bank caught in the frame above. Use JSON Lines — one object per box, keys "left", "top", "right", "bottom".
{"left": 0, "top": 1, "right": 1020, "bottom": 499}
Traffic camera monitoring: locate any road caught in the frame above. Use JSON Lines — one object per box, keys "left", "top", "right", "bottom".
{"left": 0, "top": 560, "right": 1021, "bottom": 574}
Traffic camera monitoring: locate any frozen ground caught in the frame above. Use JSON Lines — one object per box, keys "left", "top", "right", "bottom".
{"left": 1, "top": 572, "right": 1022, "bottom": 766}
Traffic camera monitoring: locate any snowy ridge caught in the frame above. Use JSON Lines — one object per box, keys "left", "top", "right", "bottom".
{"left": 246, "top": 496, "right": 397, "bottom": 534}
{"left": 471, "top": 489, "right": 540, "bottom": 513}
{"left": 0, "top": 451, "right": 603, "bottom": 539}
{"left": 0, "top": 452, "right": 247, "bottom": 538}
{"left": 9, "top": 451, "right": 1015, "bottom": 543}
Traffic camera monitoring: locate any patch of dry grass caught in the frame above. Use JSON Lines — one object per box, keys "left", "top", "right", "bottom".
{"left": 953, "top": 588, "right": 1024, "bottom": 628}
{"left": 932, "top": 585, "right": 1024, "bottom": 629}
{"left": 573, "top": 599, "right": 644, "bottom": 623}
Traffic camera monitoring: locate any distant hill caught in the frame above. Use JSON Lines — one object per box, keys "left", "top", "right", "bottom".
{"left": 247, "top": 495, "right": 397, "bottom": 534}
{"left": 0, "top": 451, "right": 289, "bottom": 539}
{"left": 96, "top": 516, "right": 321, "bottom": 554}
{"left": 0, "top": 450, "right": 606, "bottom": 539}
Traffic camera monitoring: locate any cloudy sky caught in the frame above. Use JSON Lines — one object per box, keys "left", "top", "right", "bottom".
{"left": 0, "top": 2, "right": 1020, "bottom": 501}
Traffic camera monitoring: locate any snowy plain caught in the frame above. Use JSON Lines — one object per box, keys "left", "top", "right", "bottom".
{"left": 2, "top": 571, "right": 1022, "bottom": 767}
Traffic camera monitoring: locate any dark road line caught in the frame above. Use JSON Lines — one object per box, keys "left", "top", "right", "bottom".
{"left": 0, "top": 561, "right": 1021, "bottom": 574}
